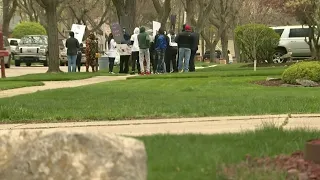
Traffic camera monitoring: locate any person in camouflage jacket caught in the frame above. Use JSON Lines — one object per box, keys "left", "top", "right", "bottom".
{"left": 85, "top": 33, "right": 98, "bottom": 72}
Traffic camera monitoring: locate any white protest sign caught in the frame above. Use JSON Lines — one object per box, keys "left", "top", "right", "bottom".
{"left": 71, "top": 24, "right": 86, "bottom": 43}
{"left": 117, "top": 44, "right": 131, "bottom": 56}
{"left": 152, "top": 21, "right": 161, "bottom": 37}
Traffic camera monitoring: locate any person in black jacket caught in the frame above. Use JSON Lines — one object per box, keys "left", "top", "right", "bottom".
{"left": 76, "top": 43, "right": 83, "bottom": 72}
{"left": 175, "top": 24, "right": 194, "bottom": 72}
{"left": 165, "top": 30, "right": 178, "bottom": 73}
{"left": 177, "top": 24, "right": 186, "bottom": 69}
{"left": 65, "top": 31, "right": 80, "bottom": 72}
{"left": 189, "top": 29, "right": 199, "bottom": 72}
{"left": 119, "top": 28, "right": 131, "bottom": 74}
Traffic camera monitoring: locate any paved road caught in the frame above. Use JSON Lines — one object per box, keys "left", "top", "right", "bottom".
{"left": 0, "top": 114, "right": 319, "bottom": 136}
{"left": 5, "top": 66, "right": 90, "bottom": 77}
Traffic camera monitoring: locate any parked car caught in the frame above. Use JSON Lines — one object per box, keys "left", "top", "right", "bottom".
{"left": 59, "top": 41, "right": 87, "bottom": 66}
{"left": 3, "top": 36, "right": 12, "bottom": 68}
{"left": 8, "top": 38, "right": 20, "bottom": 56}
{"left": 14, "top": 35, "right": 48, "bottom": 67}
{"left": 271, "top": 25, "right": 310, "bottom": 63}
{"left": 60, "top": 41, "right": 121, "bottom": 66}
{"left": 202, "top": 49, "right": 222, "bottom": 61}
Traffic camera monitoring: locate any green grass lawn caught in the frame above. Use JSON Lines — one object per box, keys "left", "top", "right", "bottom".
{"left": 140, "top": 127, "right": 319, "bottom": 180}
{"left": 1, "top": 72, "right": 320, "bottom": 123}
{"left": 0, "top": 81, "right": 44, "bottom": 91}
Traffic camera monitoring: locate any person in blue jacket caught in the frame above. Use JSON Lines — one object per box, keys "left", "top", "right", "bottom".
{"left": 154, "top": 28, "right": 169, "bottom": 74}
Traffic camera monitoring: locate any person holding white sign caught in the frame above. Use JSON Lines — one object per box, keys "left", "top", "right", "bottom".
{"left": 65, "top": 31, "right": 80, "bottom": 72}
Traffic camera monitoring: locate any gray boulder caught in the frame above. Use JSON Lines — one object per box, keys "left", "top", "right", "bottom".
{"left": 0, "top": 131, "right": 147, "bottom": 180}
{"left": 296, "top": 79, "right": 319, "bottom": 87}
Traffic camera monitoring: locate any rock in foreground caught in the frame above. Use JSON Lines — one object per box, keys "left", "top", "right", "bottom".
{"left": 0, "top": 131, "right": 147, "bottom": 180}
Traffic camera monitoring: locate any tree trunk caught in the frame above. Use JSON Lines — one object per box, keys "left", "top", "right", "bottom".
{"left": 2, "top": 0, "right": 18, "bottom": 37}
{"left": 221, "top": 29, "right": 229, "bottom": 62}
{"left": 2, "top": 20, "right": 10, "bottom": 38}
{"left": 209, "top": 42, "right": 218, "bottom": 63}
{"left": 45, "top": 2, "right": 62, "bottom": 73}
{"left": 117, "top": 0, "right": 136, "bottom": 33}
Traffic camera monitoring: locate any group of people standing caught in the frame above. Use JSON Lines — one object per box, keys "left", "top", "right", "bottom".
{"left": 66, "top": 24, "right": 199, "bottom": 75}
{"left": 106, "top": 24, "right": 199, "bottom": 75}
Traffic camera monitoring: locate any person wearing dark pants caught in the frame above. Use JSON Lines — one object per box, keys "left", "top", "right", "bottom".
{"left": 167, "top": 30, "right": 178, "bottom": 73}
{"left": 76, "top": 52, "right": 82, "bottom": 72}
{"left": 109, "top": 58, "right": 115, "bottom": 73}
{"left": 107, "top": 33, "right": 117, "bottom": 74}
{"left": 131, "top": 52, "right": 140, "bottom": 74}
{"left": 119, "top": 28, "right": 131, "bottom": 74}
{"left": 130, "top": 27, "right": 141, "bottom": 74}
{"left": 149, "top": 37, "right": 157, "bottom": 74}
{"left": 155, "top": 28, "right": 168, "bottom": 73}
{"left": 189, "top": 49, "right": 196, "bottom": 72}
{"left": 76, "top": 43, "right": 83, "bottom": 72}
{"left": 119, "top": 55, "right": 130, "bottom": 74}
{"left": 189, "top": 30, "right": 199, "bottom": 72}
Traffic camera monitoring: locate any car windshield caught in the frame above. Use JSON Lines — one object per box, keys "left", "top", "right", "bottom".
{"left": 20, "top": 36, "right": 47, "bottom": 45}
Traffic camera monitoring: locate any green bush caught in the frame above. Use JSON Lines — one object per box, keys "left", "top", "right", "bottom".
{"left": 12, "top": 22, "right": 46, "bottom": 38}
{"left": 235, "top": 24, "right": 280, "bottom": 63}
{"left": 282, "top": 61, "right": 320, "bottom": 84}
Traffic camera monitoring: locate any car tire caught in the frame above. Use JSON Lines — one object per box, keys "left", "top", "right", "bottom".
{"left": 273, "top": 49, "right": 287, "bottom": 63}
{"left": 5, "top": 55, "right": 11, "bottom": 68}
{"left": 15, "top": 60, "right": 20, "bottom": 67}
{"left": 26, "top": 62, "right": 32, "bottom": 67}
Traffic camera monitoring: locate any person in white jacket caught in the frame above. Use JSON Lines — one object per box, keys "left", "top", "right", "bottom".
{"left": 107, "top": 33, "right": 117, "bottom": 74}
{"left": 130, "top": 27, "right": 140, "bottom": 75}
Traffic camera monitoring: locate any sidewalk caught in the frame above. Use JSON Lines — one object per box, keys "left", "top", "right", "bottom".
{"left": 1, "top": 114, "right": 319, "bottom": 137}
{"left": 0, "top": 76, "right": 130, "bottom": 98}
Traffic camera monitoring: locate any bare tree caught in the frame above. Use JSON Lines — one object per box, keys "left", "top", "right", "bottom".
{"left": 112, "top": 0, "right": 136, "bottom": 33}
{"left": 182, "top": 0, "right": 215, "bottom": 61}
{"left": 136, "top": 0, "right": 157, "bottom": 27}
{"left": 17, "top": 0, "right": 40, "bottom": 22}
{"left": 35, "top": 0, "right": 63, "bottom": 72}
{"left": 65, "top": 0, "right": 112, "bottom": 39}
{"left": 151, "top": 0, "right": 171, "bottom": 28}
{"left": 210, "top": 0, "right": 242, "bottom": 61}
{"left": 2, "top": 0, "right": 18, "bottom": 37}
{"left": 183, "top": 0, "right": 215, "bottom": 31}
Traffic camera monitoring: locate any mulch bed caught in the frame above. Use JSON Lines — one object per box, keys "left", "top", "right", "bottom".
{"left": 252, "top": 80, "right": 320, "bottom": 87}
{"left": 222, "top": 151, "right": 320, "bottom": 180}
{"left": 252, "top": 79, "right": 285, "bottom": 86}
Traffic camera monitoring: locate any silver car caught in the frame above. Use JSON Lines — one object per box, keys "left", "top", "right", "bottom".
{"left": 14, "top": 35, "right": 48, "bottom": 67}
